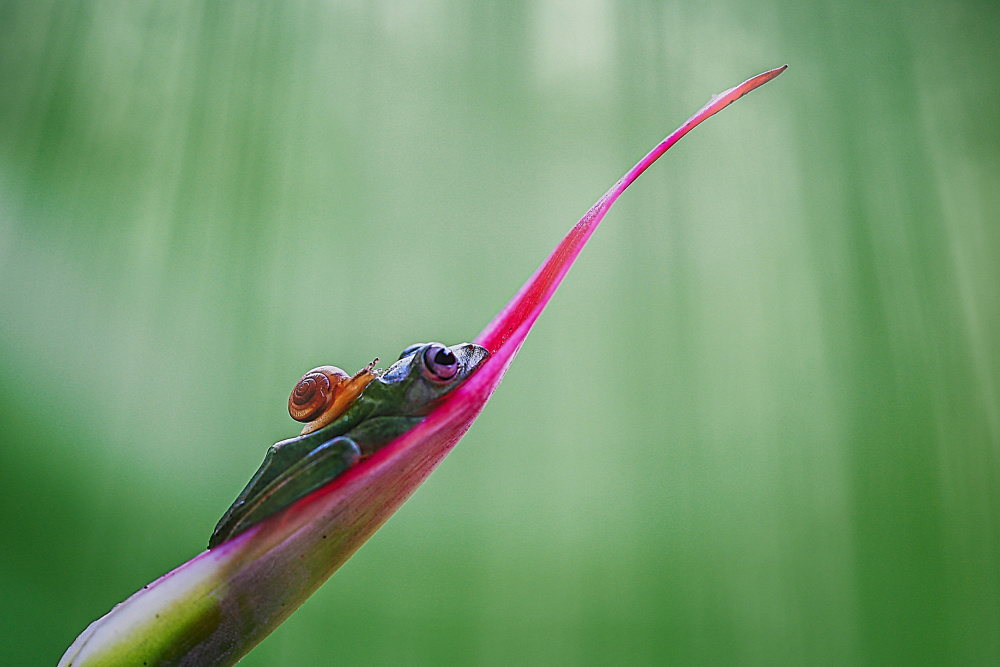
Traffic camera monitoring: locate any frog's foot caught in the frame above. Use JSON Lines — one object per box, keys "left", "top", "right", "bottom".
{"left": 209, "top": 437, "right": 361, "bottom": 548}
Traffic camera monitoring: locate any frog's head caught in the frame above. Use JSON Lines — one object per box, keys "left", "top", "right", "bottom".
{"left": 374, "top": 342, "right": 489, "bottom": 416}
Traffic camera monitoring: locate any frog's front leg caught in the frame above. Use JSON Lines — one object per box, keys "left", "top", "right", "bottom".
{"left": 209, "top": 437, "right": 361, "bottom": 547}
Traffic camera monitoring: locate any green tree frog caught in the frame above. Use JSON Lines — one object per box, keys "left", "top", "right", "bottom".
{"left": 209, "top": 342, "right": 488, "bottom": 548}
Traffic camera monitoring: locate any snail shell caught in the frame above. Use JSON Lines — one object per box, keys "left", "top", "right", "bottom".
{"left": 289, "top": 359, "right": 380, "bottom": 435}
{"left": 288, "top": 366, "right": 350, "bottom": 422}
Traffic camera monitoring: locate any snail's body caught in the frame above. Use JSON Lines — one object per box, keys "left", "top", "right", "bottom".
{"left": 209, "top": 342, "right": 489, "bottom": 548}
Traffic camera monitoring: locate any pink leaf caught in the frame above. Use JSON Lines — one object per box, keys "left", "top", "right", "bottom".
{"left": 59, "top": 65, "right": 786, "bottom": 667}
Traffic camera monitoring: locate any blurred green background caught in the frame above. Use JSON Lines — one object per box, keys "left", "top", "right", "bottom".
{"left": 1, "top": 1, "right": 998, "bottom": 665}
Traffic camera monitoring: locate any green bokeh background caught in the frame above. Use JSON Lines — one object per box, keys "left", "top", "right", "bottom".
{"left": 2, "top": 2, "right": 998, "bottom": 665}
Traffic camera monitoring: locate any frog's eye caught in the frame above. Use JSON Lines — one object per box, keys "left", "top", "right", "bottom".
{"left": 398, "top": 344, "right": 422, "bottom": 360}
{"left": 422, "top": 344, "right": 458, "bottom": 382}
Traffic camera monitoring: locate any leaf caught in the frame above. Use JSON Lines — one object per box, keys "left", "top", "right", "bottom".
{"left": 59, "top": 65, "right": 786, "bottom": 667}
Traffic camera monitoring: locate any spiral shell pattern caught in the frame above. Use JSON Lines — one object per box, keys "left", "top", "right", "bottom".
{"left": 288, "top": 366, "right": 349, "bottom": 422}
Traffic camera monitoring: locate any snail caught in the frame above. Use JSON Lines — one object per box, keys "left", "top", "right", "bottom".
{"left": 289, "top": 359, "right": 380, "bottom": 435}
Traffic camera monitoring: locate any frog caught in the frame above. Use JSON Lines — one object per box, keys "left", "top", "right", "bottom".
{"left": 209, "top": 341, "right": 489, "bottom": 548}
